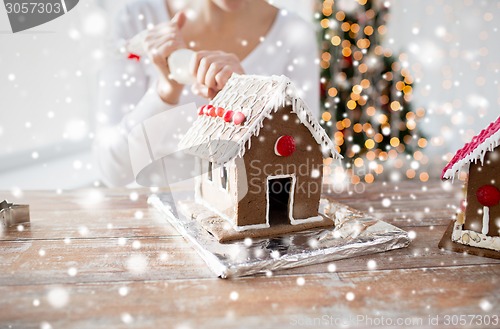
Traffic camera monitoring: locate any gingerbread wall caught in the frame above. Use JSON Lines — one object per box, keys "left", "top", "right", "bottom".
{"left": 464, "top": 147, "right": 500, "bottom": 236}
{"left": 236, "top": 106, "right": 324, "bottom": 227}
{"left": 198, "top": 160, "right": 237, "bottom": 221}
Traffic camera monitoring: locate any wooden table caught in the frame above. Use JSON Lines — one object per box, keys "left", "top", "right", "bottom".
{"left": 1, "top": 180, "right": 499, "bottom": 329}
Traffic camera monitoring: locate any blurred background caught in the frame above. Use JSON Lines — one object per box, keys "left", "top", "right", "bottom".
{"left": 0, "top": 0, "right": 498, "bottom": 190}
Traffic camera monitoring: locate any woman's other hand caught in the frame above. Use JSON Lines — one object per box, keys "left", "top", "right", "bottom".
{"left": 145, "top": 12, "right": 187, "bottom": 104}
{"left": 190, "top": 51, "right": 244, "bottom": 99}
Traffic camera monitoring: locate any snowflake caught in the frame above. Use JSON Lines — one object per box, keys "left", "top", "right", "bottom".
{"left": 229, "top": 291, "right": 239, "bottom": 301}
{"left": 73, "top": 161, "right": 82, "bottom": 170}
{"left": 367, "top": 260, "right": 377, "bottom": 270}
{"left": 479, "top": 299, "right": 493, "bottom": 312}
{"left": 308, "top": 238, "right": 319, "bottom": 248}
{"left": 327, "top": 263, "right": 337, "bottom": 272}
{"left": 40, "top": 322, "right": 53, "bottom": 329}
{"left": 336, "top": 0, "right": 359, "bottom": 13}
{"left": 132, "top": 240, "right": 141, "bottom": 250}
{"left": 119, "top": 286, "right": 129, "bottom": 296}
{"left": 82, "top": 12, "right": 107, "bottom": 36}
{"left": 121, "top": 313, "right": 133, "bottom": 324}
{"left": 67, "top": 267, "right": 78, "bottom": 277}
{"left": 270, "top": 250, "right": 280, "bottom": 259}
{"left": 126, "top": 254, "right": 148, "bottom": 274}
{"left": 345, "top": 292, "right": 355, "bottom": 301}
{"left": 47, "top": 287, "right": 70, "bottom": 308}
{"left": 78, "top": 225, "right": 89, "bottom": 236}
{"left": 310, "top": 169, "right": 320, "bottom": 179}
{"left": 129, "top": 192, "right": 139, "bottom": 201}
{"left": 381, "top": 198, "right": 391, "bottom": 207}
{"left": 68, "top": 29, "right": 81, "bottom": 40}
{"left": 408, "top": 230, "right": 417, "bottom": 240}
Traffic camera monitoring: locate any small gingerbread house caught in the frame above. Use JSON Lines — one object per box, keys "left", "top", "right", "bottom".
{"left": 179, "top": 75, "right": 340, "bottom": 240}
{"left": 441, "top": 115, "right": 500, "bottom": 254}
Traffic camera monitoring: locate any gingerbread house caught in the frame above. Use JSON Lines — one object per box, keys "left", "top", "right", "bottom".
{"left": 441, "top": 115, "right": 500, "bottom": 254}
{"left": 178, "top": 75, "right": 340, "bottom": 240}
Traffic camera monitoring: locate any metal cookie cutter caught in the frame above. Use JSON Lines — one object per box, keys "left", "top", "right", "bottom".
{"left": 0, "top": 200, "right": 30, "bottom": 227}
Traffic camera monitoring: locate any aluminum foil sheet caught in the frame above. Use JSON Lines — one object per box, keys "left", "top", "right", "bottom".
{"left": 148, "top": 193, "right": 410, "bottom": 278}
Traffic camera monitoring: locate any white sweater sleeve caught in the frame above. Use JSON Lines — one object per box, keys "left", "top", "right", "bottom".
{"left": 93, "top": 5, "right": 172, "bottom": 187}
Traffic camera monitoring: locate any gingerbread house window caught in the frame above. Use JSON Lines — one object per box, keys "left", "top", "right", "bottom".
{"left": 221, "top": 166, "right": 228, "bottom": 190}
{"left": 207, "top": 161, "right": 213, "bottom": 181}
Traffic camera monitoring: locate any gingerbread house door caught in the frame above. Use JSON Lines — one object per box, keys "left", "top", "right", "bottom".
{"left": 266, "top": 174, "right": 296, "bottom": 226}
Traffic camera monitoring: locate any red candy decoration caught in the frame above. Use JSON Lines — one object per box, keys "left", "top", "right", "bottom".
{"left": 274, "top": 135, "right": 296, "bottom": 157}
{"left": 476, "top": 185, "right": 500, "bottom": 207}
{"left": 204, "top": 105, "right": 214, "bottom": 116}
{"left": 198, "top": 105, "right": 206, "bottom": 115}
{"left": 232, "top": 111, "right": 246, "bottom": 125}
{"left": 209, "top": 106, "right": 217, "bottom": 117}
{"left": 223, "top": 110, "right": 234, "bottom": 123}
{"left": 216, "top": 107, "right": 225, "bottom": 117}
{"left": 127, "top": 53, "right": 141, "bottom": 61}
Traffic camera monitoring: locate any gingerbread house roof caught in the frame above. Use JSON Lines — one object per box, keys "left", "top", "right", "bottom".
{"left": 178, "top": 74, "right": 340, "bottom": 164}
{"left": 442, "top": 115, "right": 500, "bottom": 180}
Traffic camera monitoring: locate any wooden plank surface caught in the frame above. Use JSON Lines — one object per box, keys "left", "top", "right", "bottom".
{"left": 1, "top": 226, "right": 498, "bottom": 286}
{"left": 0, "top": 180, "right": 499, "bottom": 329}
{"left": 1, "top": 265, "right": 498, "bottom": 329}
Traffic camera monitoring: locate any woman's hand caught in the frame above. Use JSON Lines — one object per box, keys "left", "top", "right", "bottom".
{"left": 190, "top": 51, "right": 244, "bottom": 99}
{"left": 144, "top": 12, "right": 187, "bottom": 104}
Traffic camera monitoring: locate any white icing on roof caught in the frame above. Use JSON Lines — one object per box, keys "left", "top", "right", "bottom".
{"left": 442, "top": 116, "right": 500, "bottom": 180}
{"left": 178, "top": 74, "right": 341, "bottom": 164}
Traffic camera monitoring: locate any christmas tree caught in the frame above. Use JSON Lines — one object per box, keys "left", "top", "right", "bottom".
{"left": 318, "top": 0, "right": 428, "bottom": 184}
